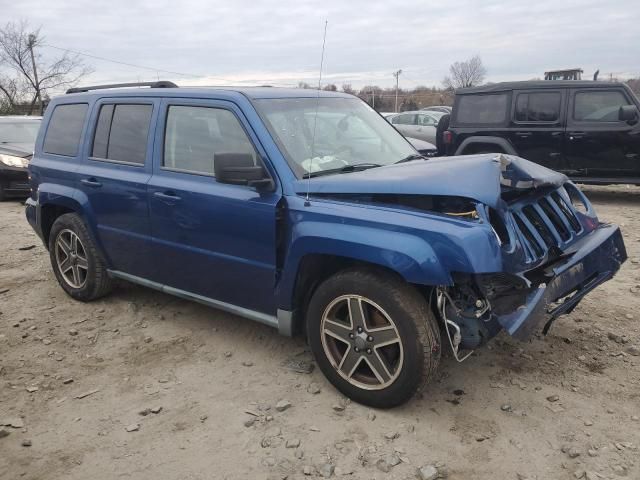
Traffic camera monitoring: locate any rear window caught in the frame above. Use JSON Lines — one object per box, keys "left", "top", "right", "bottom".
{"left": 515, "top": 92, "right": 561, "bottom": 122}
{"left": 91, "top": 104, "right": 153, "bottom": 164}
{"left": 43, "top": 103, "right": 88, "bottom": 156}
{"left": 456, "top": 93, "right": 508, "bottom": 124}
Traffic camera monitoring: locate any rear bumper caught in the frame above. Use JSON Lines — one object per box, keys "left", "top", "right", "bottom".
{"left": 497, "top": 223, "right": 627, "bottom": 339}
{"left": 0, "top": 165, "right": 30, "bottom": 196}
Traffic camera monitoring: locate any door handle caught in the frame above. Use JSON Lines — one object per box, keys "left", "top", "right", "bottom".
{"left": 80, "top": 178, "right": 102, "bottom": 188}
{"left": 153, "top": 191, "right": 181, "bottom": 202}
{"left": 549, "top": 152, "right": 561, "bottom": 158}
{"left": 569, "top": 132, "right": 586, "bottom": 140}
{"left": 626, "top": 153, "right": 639, "bottom": 159}
{"left": 515, "top": 132, "right": 532, "bottom": 138}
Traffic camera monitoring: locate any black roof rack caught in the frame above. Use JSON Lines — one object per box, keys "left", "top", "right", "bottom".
{"left": 66, "top": 80, "right": 178, "bottom": 94}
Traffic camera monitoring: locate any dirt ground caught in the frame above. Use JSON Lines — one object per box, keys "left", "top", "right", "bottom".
{"left": 1, "top": 185, "right": 639, "bottom": 480}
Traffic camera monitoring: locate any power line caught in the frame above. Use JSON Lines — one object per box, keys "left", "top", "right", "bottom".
{"left": 41, "top": 44, "right": 313, "bottom": 87}
{"left": 42, "top": 43, "right": 234, "bottom": 82}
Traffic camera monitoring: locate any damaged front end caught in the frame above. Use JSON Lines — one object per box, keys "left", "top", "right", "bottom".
{"left": 437, "top": 156, "right": 627, "bottom": 357}
{"left": 294, "top": 153, "right": 627, "bottom": 353}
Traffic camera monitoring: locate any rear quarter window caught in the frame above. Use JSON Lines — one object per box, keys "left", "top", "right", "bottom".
{"left": 455, "top": 93, "right": 508, "bottom": 124}
{"left": 43, "top": 103, "right": 88, "bottom": 156}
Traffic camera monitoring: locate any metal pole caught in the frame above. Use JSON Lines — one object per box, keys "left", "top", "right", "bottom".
{"left": 27, "top": 34, "right": 43, "bottom": 115}
{"left": 393, "top": 69, "right": 402, "bottom": 112}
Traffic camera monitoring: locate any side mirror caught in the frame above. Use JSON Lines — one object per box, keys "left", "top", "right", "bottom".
{"left": 619, "top": 105, "right": 639, "bottom": 124}
{"left": 214, "top": 153, "right": 274, "bottom": 191}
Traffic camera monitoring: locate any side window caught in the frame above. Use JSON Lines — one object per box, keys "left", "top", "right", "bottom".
{"left": 163, "top": 105, "right": 257, "bottom": 176}
{"left": 91, "top": 104, "right": 153, "bottom": 164}
{"left": 392, "top": 114, "right": 414, "bottom": 125}
{"left": 418, "top": 114, "right": 436, "bottom": 126}
{"left": 573, "top": 90, "right": 630, "bottom": 122}
{"left": 43, "top": 103, "right": 88, "bottom": 156}
{"left": 456, "top": 94, "right": 508, "bottom": 124}
{"left": 515, "top": 92, "right": 561, "bottom": 122}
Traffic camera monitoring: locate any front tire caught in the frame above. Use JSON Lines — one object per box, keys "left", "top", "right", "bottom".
{"left": 48, "top": 213, "right": 112, "bottom": 301}
{"left": 307, "top": 268, "right": 441, "bottom": 408}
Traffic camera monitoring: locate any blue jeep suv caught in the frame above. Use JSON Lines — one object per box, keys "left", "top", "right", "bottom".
{"left": 25, "top": 81, "right": 627, "bottom": 407}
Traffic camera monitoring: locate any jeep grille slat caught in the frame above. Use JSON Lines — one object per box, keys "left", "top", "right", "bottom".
{"left": 512, "top": 186, "right": 584, "bottom": 263}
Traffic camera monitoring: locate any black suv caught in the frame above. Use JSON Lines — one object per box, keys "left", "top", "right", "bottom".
{"left": 444, "top": 81, "right": 640, "bottom": 184}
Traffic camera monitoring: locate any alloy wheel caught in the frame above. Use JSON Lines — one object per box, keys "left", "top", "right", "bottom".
{"left": 320, "top": 295, "right": 404, "bottom": 390}
{"left": 55, "top": 229, "right": 89, "bottom": 289}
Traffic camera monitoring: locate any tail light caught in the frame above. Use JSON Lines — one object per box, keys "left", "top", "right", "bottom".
{"left": 443, "top": 130, "right": 453, "bottom": 145}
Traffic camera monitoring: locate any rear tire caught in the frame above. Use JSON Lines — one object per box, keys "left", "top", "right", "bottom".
{"left": 307, "top": 268, "right": 441, "bottom": 408}
{"left": 48, "top": 213, "right": 112, "bottom": 301}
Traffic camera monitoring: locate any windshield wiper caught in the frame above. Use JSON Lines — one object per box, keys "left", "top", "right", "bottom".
{"left": 303, "top": 163, "right": 382, "bottom": 178}
{"left": 395, "top": 153, "right": 425, "bottom": 164}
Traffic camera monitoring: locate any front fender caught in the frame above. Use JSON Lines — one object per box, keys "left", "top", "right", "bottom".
{"left": 276, "top": 221, "right": 450, "bottom": 310}
{"left": 276, "top": 196, "right": 503, "bottom": 311}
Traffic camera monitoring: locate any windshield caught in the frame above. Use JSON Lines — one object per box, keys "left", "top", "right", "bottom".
{"left": 0, "top": 120, "right": 40, "bottom": 146}
{"left": 255, "top": 97, "right": 416, "bottom": 177}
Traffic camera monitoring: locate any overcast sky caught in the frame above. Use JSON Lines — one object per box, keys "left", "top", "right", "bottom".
{"left": 3, "top": 0, "right": 640, "bottom": 92}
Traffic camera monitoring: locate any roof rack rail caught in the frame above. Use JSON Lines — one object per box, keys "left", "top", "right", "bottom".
{"left": 66, "top": 81, "right": 178, "bottom": 94}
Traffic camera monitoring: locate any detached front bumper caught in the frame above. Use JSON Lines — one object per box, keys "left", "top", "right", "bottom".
{"left": 497, "top": 223, "right": 627, "bottom": 339}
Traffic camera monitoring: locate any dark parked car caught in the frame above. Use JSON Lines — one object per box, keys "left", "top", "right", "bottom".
{"left": 444, "top": 81, "right": 640, "bottom": 184}
{"left": 26, "top": 82, "right": 626, "bottom": 407}
{"left": 0, "top": 116, "right": 41, "bottom": 199}
{"left": 406, "top": 137, "right": 437, "bottom": 156}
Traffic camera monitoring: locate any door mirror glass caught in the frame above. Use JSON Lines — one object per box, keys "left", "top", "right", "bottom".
{"left": 619, "top": 105, "right": 639, "bottom": 124}
{"left": 214, "top": 153, "right": 273, "bottom": 190}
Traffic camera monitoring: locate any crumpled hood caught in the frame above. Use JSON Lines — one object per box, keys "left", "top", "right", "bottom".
{"left": 293, "top": 154, "right": 567, "bottom": 209}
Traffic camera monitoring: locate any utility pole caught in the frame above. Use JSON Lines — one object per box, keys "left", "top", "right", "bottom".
{"left": 393, "top": 69, "right": 402, "bottom": 112}
{"left": 27, "top": 34, "right": 42, "bottom": 115}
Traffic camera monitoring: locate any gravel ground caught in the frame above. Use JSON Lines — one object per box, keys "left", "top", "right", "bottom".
{"left": 1, "top": 184, "right": 639, "bottom": 480}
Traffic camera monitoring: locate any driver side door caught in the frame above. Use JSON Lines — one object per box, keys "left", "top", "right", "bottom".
{"left": 565, "top": 88, "right": 640, "bottom": 178}
{"left": 147, "top": 98, "right": 282, "bottom": 315}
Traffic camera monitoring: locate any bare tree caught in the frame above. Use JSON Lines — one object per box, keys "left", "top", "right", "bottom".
{"left": 442, "top": 55, "right": 486, "bottom": 90}
{"left": 341, "top": 83, "right": 355, "bottom": 95}
{"left": 322, "top": 83, "right": 337, "bottom": 91}
{"left": 0, "top": 73, "right": 21, "bottom": 113}
{"left": 0, "top": 21, "right": 92, "bottom": 114}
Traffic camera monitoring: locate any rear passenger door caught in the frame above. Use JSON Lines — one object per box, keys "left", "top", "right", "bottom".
{"left": 147, "top": 98, "right": 281, "bottom": 315}
{"left": 565, "top": 88, "right": 640, "bottom": 178}
{"left": 508, "top": 89, "right": 567, "bottom": 171}
{"left": 76, "top": 98, "right": 158, "bottom": 278}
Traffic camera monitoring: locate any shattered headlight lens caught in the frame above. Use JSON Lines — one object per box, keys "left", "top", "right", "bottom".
{"left": 0, "top": 153, "right": 28, "bottom": 168}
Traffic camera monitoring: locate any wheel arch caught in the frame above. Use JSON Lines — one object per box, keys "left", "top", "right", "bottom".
{"left": 454, "top": 136, "right": 517, "bottom": 155}
{"left": 280, "top": 244, "right": 447, "bottom": 336}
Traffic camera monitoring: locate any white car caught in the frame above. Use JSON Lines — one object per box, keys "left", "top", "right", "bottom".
{"left": 384, "top": 111, "right": 443, "bottom": 144}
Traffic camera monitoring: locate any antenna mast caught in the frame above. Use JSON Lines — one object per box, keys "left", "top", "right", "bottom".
{"left": 305, "top": 20, "right": 328, "bottom": 206}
